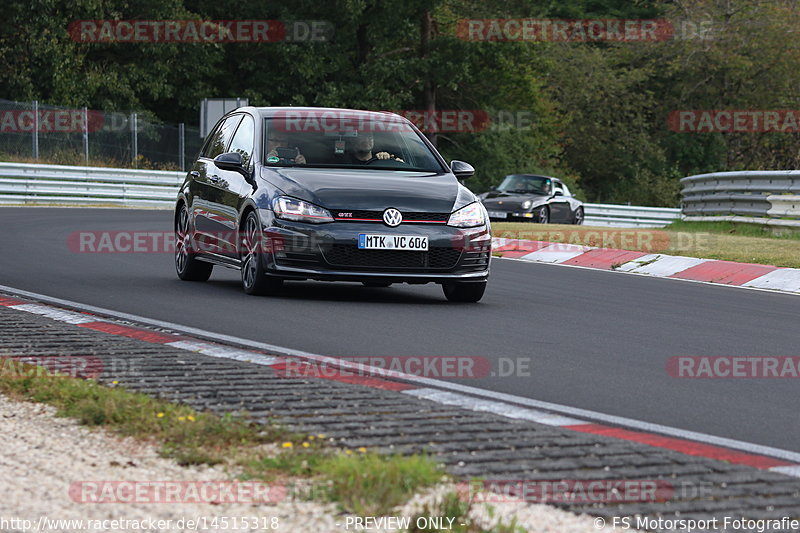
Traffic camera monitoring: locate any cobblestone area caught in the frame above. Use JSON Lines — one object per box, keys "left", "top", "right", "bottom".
{"left": 1, "top": 302, "right": 799, "bottom": 530}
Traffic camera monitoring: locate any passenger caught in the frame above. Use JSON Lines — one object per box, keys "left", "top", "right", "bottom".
{"left": 344, "top": 133, "right": 403, "bottom": 164}
{"left": 266, "top": 131, "right": 306, "bottom": 164}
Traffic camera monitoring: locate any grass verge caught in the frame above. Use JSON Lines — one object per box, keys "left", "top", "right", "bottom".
{"left": 0, "top": 359, "right": 443, "bottom": 515}
{"left": 492, "top": 221, "right": 800, "bottom": 268}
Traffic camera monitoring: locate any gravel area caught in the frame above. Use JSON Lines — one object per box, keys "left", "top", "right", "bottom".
{"left": 0, "top": 393, "right": 617, "bottom": 532}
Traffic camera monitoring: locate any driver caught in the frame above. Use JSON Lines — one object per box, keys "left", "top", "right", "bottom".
{"left": 344, "top": 132, "right": 403, "bottom": 164}
{"left": 266, "top": 131, "right": 306, "bottom": 165}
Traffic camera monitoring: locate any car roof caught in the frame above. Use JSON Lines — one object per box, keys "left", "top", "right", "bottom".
{"left": 506, "top": 173, "right": 561, "bottom": 182}
{"left": 239, "top": 106, "right": 408, "bottom": 122}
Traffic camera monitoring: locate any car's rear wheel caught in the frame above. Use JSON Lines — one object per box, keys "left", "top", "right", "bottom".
{"left": 536, "top": 205, "right": 550, "bottom": 224}
{"left": 241, "top": 211, "right": 283, "bottom": 296}
{"left": 175, "top": 204, "right": 213, "bottom": 281}
{"left": 362, "top": 282, "right": 392, "bottom": 288}
{"left": 574, "top": 207, "right": 584, "bottom": 225}
{"left": 442, "top": 281, "right": 487, "bottom": 303}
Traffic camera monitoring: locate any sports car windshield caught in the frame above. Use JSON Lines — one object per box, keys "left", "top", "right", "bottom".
{"left": 498, "top": 175, "right": 552, "bottom": 195}
{"left": 262, "top": 113, "right": 446, "bottom": 173}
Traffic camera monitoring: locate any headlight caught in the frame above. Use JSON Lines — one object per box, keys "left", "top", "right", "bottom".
{"left": 447, "top": 202, "right": 486, "bottom": 228}
{"left": 521, "top": 200, "right": 533, "bottom": 209}
{"left": 273, "top": 196, "right": 333, "bottom": 223}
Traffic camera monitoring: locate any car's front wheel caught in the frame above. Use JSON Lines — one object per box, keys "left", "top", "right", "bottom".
{"left": 536, "top": 205, "right": 550, "bottom": 224}
{"left": 240, "top": 211, "right": 283, "bottom": 296}
{"left": 442, "top": 281, "right": 487, "bottom": 303}
{"left": 175, "top": 204, "right": 213, "bottom": 282}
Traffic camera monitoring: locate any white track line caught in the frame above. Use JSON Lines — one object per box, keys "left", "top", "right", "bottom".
{"left": 9, "top": 303, "right": 103, "bottom": 325}
{"left": 3, "top": 283, "right": 800, "bottom": 466}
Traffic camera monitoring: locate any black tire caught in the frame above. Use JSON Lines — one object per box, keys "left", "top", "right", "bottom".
{"left": 442, "top": 281, "right": 487, "bottom": 303}
{"left": 573, "top": 207, "right": 584, "bottom": 225}
{"left": 175, "top": 204, "right": 213, "bottom": 282}
{"left": 240, "top": 211, "right": 283, "bottom": 296}
{"left": 536, "top": 205, "right": 550, "bottom": 224}
{"left": 362, "top": 282, "right": 392, "bottom": 288}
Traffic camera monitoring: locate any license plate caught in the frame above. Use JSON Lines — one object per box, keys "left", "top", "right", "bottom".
{"left": 488, "top": 211, "right": 508, "bottom": 219}
{"left": 358, "top": 234, "right": 428, "bottom": 251}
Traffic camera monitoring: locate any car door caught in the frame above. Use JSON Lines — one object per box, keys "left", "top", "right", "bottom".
{"left": 549, "top": 180, "right": 571, "bottom": 223}
{"left": 215, "top": 114, "right": 256, "bottom": 258}
{"left": 191, "top": 114, "right": 242, "bottom": 254}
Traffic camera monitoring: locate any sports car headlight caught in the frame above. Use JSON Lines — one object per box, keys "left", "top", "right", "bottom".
{"left": 273, "top": 196, "right": 333, "bottom": 223}
{"left": 521, "top": 200, "right": 533, "bottom": 210}
{"left": 447, "top": 202, "right": 486, "bottom": 228}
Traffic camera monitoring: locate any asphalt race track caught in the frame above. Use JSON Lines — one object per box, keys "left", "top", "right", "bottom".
{"left": 3, "top": 208, "right": 799, "bottom": 452}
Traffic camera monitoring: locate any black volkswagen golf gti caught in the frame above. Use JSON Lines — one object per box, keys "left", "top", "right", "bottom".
{"left": 174, "top": 107, "right": 491, "bottom": 302}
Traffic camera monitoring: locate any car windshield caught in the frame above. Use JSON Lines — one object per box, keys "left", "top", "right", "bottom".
{"left": 262, "top": 112, "right": 446, "bottom": 173}
{"left": 497, "top": 175, "right": 552, "bottom": 195}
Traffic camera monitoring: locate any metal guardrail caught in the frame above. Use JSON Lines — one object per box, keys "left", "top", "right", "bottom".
{"left": 0, "top": 162, "right": 183, "bottom": 208}
{"left": 583, "top": 203, "right": 680, "bottom": 228}
{"left": 680, "top": 171, "right": 800, "bottom": 227}
{"left": 0, "top": 162, "right": 682, "bottom": 227}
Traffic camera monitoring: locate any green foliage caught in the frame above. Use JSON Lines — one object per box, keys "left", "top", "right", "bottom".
{"left": 318, "top": 452, "right": 443, "bottom": 516}
{"left": 3, "top": 0, "right": 799, "bottom": 205}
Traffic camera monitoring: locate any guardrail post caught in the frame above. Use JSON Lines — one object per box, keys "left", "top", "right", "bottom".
{"left": 179, "top": 123, "right": 185, "bottom": 171}
{"left": 130, "top": 112, "right": 138, "bottom": 168}
{"left": 31, "top": 100, "right": 39, "bottom": 160}
{"left": 82, "top": 106, "right": 89, "bottom": 164}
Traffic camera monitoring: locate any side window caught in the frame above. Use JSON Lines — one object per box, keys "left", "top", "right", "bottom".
{"left": 203, "top": 115, "right": 242, "bottom": 159}
{"left": 227, "top": 115, "right": 255, "bottom": 167}
{"left": 553, "top": 182, "right": 565, "bottom": 195}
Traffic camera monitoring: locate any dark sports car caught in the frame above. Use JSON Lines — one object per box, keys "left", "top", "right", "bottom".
{"left": 478, "top": 174, "right": 584, "bottom": 224}
{"left": 174, "top": 107, "right": 491, "bottom": 302}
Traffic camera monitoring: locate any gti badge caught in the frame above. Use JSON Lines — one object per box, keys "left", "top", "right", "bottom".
{"left": 382, "top": 208, "right": 403, "bottom": 227}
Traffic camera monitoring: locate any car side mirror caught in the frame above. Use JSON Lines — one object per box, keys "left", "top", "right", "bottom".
{"left": 450, "top": 160, "right": 475, "bottom": 181}
{"left": 214, "top": 151, "right": 244, "bottom": 170}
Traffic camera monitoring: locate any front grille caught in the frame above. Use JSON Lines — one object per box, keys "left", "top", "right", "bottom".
{"left": 323, "top": 245, "right": 462, "bottom": 270}
{"left": 333, "top": 210, "right": 449, "bottom": 223}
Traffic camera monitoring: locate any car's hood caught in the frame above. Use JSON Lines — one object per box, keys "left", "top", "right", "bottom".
{"left": 480, "top": 192, "right": 549, "bottom": 210}
{"left": 261, "top": 167, "right": 468, "bottom": 212}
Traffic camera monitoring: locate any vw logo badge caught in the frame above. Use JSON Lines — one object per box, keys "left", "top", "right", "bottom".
{"left": 383, "top": 208, "right": 403, "bottom": 227}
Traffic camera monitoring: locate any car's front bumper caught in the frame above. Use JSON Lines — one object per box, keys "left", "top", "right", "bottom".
{"left": 257, "top": 209, "right": 491, "bottom": 283}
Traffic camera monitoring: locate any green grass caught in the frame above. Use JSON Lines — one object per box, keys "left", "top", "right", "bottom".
{"left": 0, "top": 359, "right": 445, "bottom": 514}
{"left": 317, "top": 452, "right": 444, "bottom": 515}
{"left": 0, "top": 362, "right": 285, "bottom": 465}
{"left": 492, "top": 221, "right": 800, "bottom": 268}
{"left": 664, "top": 219, "right": 800, "bottom": 240}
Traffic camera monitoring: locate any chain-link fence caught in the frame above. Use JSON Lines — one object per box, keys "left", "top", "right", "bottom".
{"left": 0, "top": 99, "right": 203, "bottom": 171}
